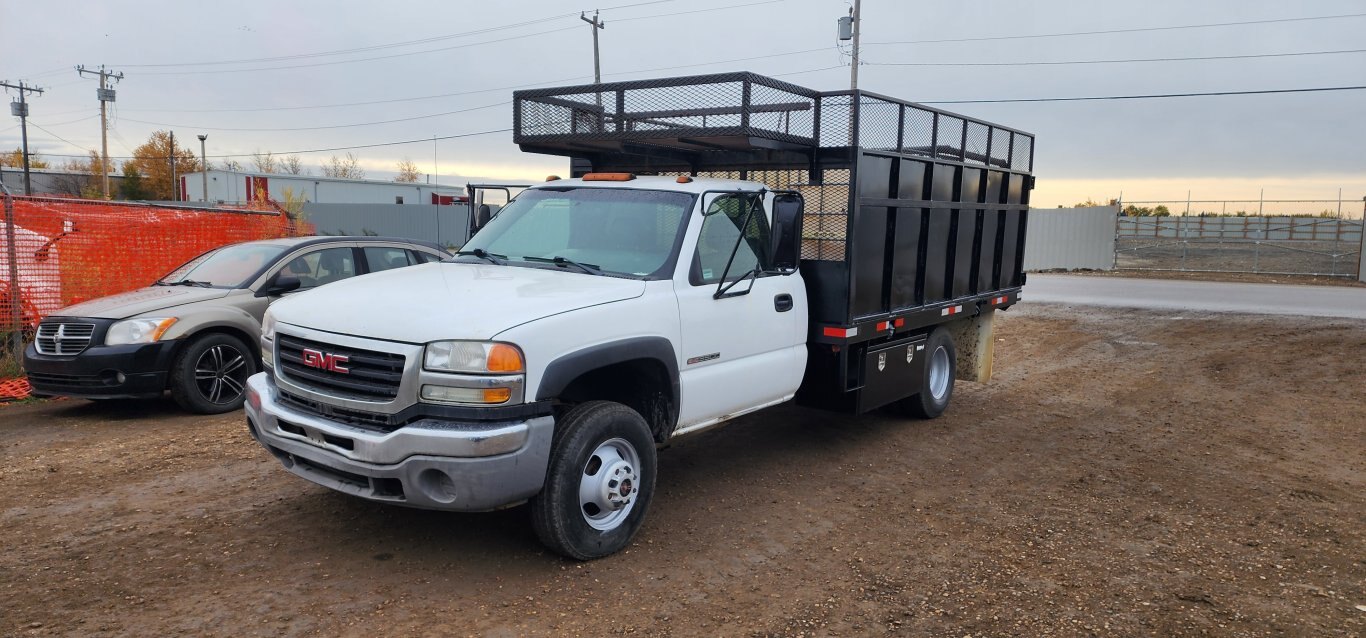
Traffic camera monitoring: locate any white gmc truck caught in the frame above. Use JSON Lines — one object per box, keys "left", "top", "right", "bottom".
{"left": 244, "top": 73, "right": 1035, "bottom": 559}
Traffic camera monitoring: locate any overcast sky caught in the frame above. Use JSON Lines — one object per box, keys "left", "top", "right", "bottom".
{"left": 3, "top": 0, "right": 1364, "bottom": 208}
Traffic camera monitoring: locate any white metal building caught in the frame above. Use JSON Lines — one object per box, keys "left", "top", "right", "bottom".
{"left": 178, "top": 170, "right": 468, "bottom": 206}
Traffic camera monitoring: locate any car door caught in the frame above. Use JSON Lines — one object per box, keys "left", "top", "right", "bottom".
{"left": 673, "top": 193, "right": 807, "bottom": 431}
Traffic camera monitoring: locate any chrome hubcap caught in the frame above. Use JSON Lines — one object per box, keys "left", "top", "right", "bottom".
{"left": 928, "top": 345, "right": 950, "bottom": 401}
{"left": 194, "top": 344, "right": 248, "bottom": 404}
{"left": 578, "top": 437, "right": 641, "bottom": 531}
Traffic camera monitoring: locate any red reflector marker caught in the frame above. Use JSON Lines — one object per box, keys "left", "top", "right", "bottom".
{"left": 941, "top": 305, "right": 963, "bottom": 316}
{"left": 822, "top": 326, "right": 859, "bottom": 339}
{"left": 893, "top": 317, "right": 905, "bottom": 328}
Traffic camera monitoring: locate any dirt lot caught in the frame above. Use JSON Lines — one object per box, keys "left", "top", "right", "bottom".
{"left": 1115, "top": 238, "right": 1361, "bottom": 280}
{"left": 2, "top": 305, "right": 1363, "bottom": 637}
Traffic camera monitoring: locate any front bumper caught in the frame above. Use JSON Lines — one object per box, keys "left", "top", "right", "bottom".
{"left": 244, "top": 373, "right": 554, "bottom": 512}
{"left": 23, "top": 340, "right": 178, "bottom": 399}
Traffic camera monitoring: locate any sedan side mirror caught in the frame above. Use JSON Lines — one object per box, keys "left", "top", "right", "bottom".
{"left": 257, "top": 274, "right": 302, "bottom": 297}
{"left": 769, "top": 193, "right": 804, "bottom": 272}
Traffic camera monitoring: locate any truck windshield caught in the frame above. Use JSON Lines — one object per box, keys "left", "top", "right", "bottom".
{"left": 459, "top": 187, "right": 694, "bottom": 279}
{"left": 156, "top": 243, "right": 289, "bottom": 289}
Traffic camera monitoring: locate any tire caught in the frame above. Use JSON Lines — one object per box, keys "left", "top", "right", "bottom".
{"left": 892, "top": 326, "right": 956, "bottom": 419}
{"left": 530, "top": 401, "right": 657, "bottom": 560}
{"left": 169, "top": 333, "right": 256, "bottom": 414}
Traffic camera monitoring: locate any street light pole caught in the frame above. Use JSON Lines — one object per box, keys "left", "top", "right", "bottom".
{"left": 197, "top": 134, "right": 208, "bottom": 202}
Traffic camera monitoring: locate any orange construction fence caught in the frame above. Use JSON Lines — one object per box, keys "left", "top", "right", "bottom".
{"left": 1, "top": 194, "right": 311, "bottom": 399}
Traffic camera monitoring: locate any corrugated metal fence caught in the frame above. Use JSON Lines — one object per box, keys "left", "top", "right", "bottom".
{"left": 301, "top": 204, "right": 472, "bottom": 249}
{"left": 1023, "top": 206, "right": 1117, "bottom": 271}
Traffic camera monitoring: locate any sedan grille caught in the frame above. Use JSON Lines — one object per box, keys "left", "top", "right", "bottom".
{"left": 277, "top": 334, "right": 404, "bottom": 401}
{"left": 35, "top": 322, "right": 96, "bottom": 356}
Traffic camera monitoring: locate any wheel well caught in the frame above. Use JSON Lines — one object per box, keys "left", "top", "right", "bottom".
{"left": 555, "top": 359, "right": 676, "bottom": 445}
{"left": 165, "top": 326, "right": 260, "bottom": 388}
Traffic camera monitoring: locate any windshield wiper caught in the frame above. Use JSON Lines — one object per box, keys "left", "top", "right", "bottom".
{"left": 523, "top": 255, "right": 603, "bottom": 276}
{"left": 157, "top": 279, "right": 213, "bottom": 288}
{"left": 452, "top": 248, "right": 507, "bottom": 265}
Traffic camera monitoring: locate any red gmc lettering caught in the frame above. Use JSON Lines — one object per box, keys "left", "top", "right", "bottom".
{"left": 301, "top": 348, "right": 350, "bottom": 373}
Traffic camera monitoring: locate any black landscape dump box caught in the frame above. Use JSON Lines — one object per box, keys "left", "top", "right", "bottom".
{"left": 513, "top": 72, "right": 1035, "bottom": 412}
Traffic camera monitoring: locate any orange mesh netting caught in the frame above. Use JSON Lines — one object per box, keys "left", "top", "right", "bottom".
{"left": 1, "top": 195, "right": 310, "bottom": 399}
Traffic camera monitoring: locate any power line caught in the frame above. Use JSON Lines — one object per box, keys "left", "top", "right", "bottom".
{"left": 865, "top": 47, "right": 1366, "bottom": 67}
{"left": 865, "top": 12, "right": 1366, "bottom": 46}
{"left": 135, "top": 24, "right": 584, "bottom": 76}
{"left": 28, "top": 127, "right": 514, "bottom": 161}
{"left": 116, "top": 101, "right": 510, "bottom": 132}
{"left": 613, "top": 0, "right": 785, "bottom": 22}
{"left": 111, "top": 0, "right": 678, "bottom": 69}
{"left": 920, "top": 85, "right": 1366, "bottom": 104}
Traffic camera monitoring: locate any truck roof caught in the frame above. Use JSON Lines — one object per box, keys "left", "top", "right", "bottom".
{"left": 528, "top": 175, "right": 766, "bottom": 195}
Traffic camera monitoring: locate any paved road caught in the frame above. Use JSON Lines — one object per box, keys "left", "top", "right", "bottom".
{"left": 1025, "top": 274, "right": 1366, "bottom": 320}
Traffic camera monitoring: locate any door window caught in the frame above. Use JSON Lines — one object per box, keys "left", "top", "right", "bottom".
{"left": 282, "top": 247, "right": 356, "bottom": 290}
{"left": 364, "top": 246, "right": 414, "bottom": 273}
{"left": 693, "top": 194, "right": 771, "bottom": 285}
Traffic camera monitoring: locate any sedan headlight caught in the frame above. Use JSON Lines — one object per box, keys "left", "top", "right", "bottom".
{"left": 424, "top": 341, "right": 524, "bottom": 374}
{"left": 260, "top": 309, "right": 277, "bottom": 342}
{"left": 105, "top": 317, "right": 178, "bottom": 345}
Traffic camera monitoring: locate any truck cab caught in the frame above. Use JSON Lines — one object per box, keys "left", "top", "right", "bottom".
{"left": 245, "top": 72, "right": 1035, "bottom": 560}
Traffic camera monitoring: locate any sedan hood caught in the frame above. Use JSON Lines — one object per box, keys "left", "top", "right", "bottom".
{"left": 51, "top": 286, "right": 233, "bottom": 320}
{"left": 270, "top": 263, "right": 645, "bottom": 343}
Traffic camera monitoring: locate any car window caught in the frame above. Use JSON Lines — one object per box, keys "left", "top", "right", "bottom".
{"left": 693, "top": 194, "right": 770, "bottom": 285}
{"left": 410, "top": 249, "right": 441, "bottom": 264}
{"left": 282, "top": 247, "right": 357, "bottom": 290}
{"left": 364, "top": 246, "right": 413, "bottom": 273}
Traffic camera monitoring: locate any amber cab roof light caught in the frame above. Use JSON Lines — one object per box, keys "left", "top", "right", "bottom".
{"left": 545, "top": 175, "right": 562, "bottom": 182}
{"left": 581, "top": 172, "right": 635, "bottom": 182}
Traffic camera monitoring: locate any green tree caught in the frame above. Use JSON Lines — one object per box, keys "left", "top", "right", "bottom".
{"left": 1152, "top": 205, "right": 1171, "bottom": 217}
{"left": 119, "top": 163, "right": 150, "bottom": 200}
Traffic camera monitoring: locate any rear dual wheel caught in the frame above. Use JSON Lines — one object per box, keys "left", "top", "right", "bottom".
{"left": 893, "top": 326, "right": 956, "bottom": 419}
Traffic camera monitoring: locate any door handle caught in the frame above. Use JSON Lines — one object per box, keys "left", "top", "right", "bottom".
{"left": 774, "top": 293, "right": 793, "bottom": 312}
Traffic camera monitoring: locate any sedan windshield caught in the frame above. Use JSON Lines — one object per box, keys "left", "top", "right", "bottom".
{"left": 157, "top": 243, "right": 290, "bottom": 289}
{"left": 459, "top": 187, "right": 694, "bottom": 278}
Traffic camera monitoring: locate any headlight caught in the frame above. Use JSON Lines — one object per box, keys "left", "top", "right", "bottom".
{"left": 424, "top": 341, "right": 524, "bottom": 374}
{"left": 105, "top": 317, "right": 178, "bottom": 345}
{"left": 260, "top": 310, "right": 277, "bottom": 341}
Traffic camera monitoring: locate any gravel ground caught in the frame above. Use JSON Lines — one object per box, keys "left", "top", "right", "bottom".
{"left": 1, "top": 304, "right": 1363, "bottom": 637}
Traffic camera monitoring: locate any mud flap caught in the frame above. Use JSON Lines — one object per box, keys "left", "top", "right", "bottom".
{"left": 948, "top": 310, "right": 995, "bottom": 384}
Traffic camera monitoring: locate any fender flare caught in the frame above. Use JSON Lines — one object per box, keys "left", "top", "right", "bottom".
{"left": 536, "top": 336, "right": 680, "bottom": 412}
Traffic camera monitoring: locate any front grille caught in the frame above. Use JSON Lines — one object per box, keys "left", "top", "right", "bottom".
{"left": 35, "top": 322, "right": 96, "bottom": 356}
{"left": 28, "top": 371, "right": 108, "bottom": 389}
{"left": 277, "top": 334, "right": 405, "bottom": 401}
{"left": 277, "top": 389, "right": 403, "bottom": 433}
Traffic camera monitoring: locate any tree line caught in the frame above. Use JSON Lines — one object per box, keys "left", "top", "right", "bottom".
{"left": 2, "top": 131, "right": 428, "bottom": 200}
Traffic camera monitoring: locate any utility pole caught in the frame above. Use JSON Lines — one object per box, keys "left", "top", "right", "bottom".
{"left": 1, "top": 81, "right": 44, "bottom": 196}
{"left": 580, "top": 11, "right": 605, "bottom": 84}
{"left": 197, "top": 134, "right": 208, "bottom": 202}
{"left": 849, "top": 0, "right": 862, "bottom": 91}
{"left": 76, "top": 65, "right": 123, "bottom": 199}
{"left": 169, "top": 131, "right": 177, "bottom": 201}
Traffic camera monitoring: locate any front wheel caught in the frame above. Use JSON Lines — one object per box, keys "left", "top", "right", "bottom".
{"left": 530, "top": 401, "right": 657, "bottom": 560}
{"left": 169, "top": 333, "right": 256, "bottom": 414}
{"left": 892, "top": 326, "right": 956, "bottom": 419}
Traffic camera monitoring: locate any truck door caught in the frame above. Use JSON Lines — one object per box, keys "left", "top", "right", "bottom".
{"left": 673, "top": 193, "right": 807, "bottom": 431}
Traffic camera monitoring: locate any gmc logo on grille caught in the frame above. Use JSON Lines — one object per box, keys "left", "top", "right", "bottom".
{"left": 301, "top": 348, "right": 349, "bottom": 373}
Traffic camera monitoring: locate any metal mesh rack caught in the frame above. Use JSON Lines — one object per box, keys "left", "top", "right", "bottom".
{"left": 514, "top": 72, "right": 1033, "bottom": 173}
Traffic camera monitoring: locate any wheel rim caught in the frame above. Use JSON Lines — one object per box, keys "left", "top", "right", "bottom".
{"left": 927, "top": 344, "right": 951, "bottom": 401}
{"left": 578, "top": 437, "right": 642, "bottom": 531}
{"left": 194, "top": 344, "right": 249, "bottom": 405}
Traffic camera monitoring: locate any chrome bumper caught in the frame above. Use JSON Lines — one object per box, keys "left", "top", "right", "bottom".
{"left": 245, "top": 373, "right": 553, "bottom": 511}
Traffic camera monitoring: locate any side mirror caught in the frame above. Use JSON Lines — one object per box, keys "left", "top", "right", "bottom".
{"left": 475, "top": 204, "right": 492, "bottom": 229}
{"left": 770, "top": 193, "right": 804, "bottom": 272}
{"left": 258, "top": 274, "right": 301, "bottom": 297}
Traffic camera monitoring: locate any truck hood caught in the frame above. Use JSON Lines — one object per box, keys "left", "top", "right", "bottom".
{"left": 51, "top": 286, "right": 233, "bottom": 320}
{"left": 270, "top": 263, "right": 646, "bottom": 343}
